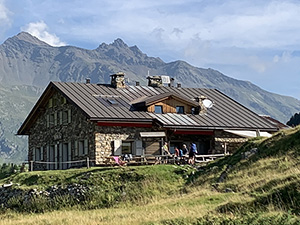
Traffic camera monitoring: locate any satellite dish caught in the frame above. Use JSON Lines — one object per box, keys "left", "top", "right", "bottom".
{"left": 202, "top": 99, "right": 213, "bottom": 108}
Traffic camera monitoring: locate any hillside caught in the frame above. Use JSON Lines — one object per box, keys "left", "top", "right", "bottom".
{"left": 0, "top": 84, "right": 42, "bottom": 163}
{"left": 0, "top": 126, "right": 299, "bottom": 224}
{"left": 1, "top": 32, "right": 300, "bottom": 163}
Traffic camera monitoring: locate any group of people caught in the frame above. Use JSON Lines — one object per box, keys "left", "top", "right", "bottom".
{"left": 162, "top": 142, "right": 198, "bottom": 165}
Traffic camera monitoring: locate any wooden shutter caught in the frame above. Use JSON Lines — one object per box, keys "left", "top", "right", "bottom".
{"left": 114, "top": 140, "right": 122, "bottom": 156}
{"left": 59, "top": 111, "right": 63, "bottom": 125}
{"left": 68, "top": 109, "right": 71, "bottom": 123}
{"left": 59, "top": 143, "right": 63, "bottom": 170}
{"left": 46, "top": 145, "right": 50, "bottom": 170}
{"left": 135, "top": 140, "right": 143, "bottom": 156}
{"left": 32, "top": 147, "right": 36, "bottom": 161}
{"left": 41, "top": 146, "right": 44, "bottom": 161}
{"left": 84, "top": 139, "right": 88, "bottom": 155}
{"left": 54, "top": 112, "right": 57, "bottom": 126}
{"left": 55, "top": 145, "right": 58, "bottom": 170}
{"left": 75, "top": 140, "right": 78, "bottom": 156}
{"left": 68, "top": 142, "right": 72, "bottom": 168}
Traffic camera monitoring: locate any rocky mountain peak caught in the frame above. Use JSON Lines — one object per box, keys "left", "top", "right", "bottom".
{"left": 111, "top": 38, "right": 128, "bottom": 48}
{"left": 4, "top": 32, "right": 50, "bottom": 47}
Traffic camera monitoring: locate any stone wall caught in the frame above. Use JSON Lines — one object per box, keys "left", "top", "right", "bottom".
{"left": 29, "top": 91, "right": 96, "bottom": 170}
{"left": 94, "top": 126, "right": 152, "bottom": 164}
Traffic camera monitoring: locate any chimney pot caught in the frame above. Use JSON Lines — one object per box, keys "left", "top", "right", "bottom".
{"left": 147, "top": 76, "right": 162, "bottom": 87}
{"left": 110, "top": 72, "right": 126, "bottom": 88}
{"left": 86, "top": 78, "right": 91, "bottom": 84}
{"left": 136, "top": 81, "right": 140, "bottom": 86}
{"left": 177, "top": 83, "right": 181, "bottom": 88}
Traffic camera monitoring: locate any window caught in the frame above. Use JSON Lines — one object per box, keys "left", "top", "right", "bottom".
{"left": 78, "top": 140, "right": 88, "bottom": 156}
{"left": 48, "top": 98, "right": 53, "bottom": 108}
{"left": 63, "top": 111, "right": 68, "bottom": 124}
{"left": 79, "top": 141, "right": 84, "bottom": 156}
{"left": 122, "top": 142, "right": 132, "bottom": 154}
{"left": 154, "top": 105, "right": 163, "bottom": 114}
{"left": 62, "top": 109, "right": 71, "bottom": 124}
{"left": 176, "top": 106, "right": 184, "bottom": 114}
{"left": 34, "top": 148, "right": 41, "bottom": 161}
{"left": 49, "top": 114, "right": 54, "bottom": 127}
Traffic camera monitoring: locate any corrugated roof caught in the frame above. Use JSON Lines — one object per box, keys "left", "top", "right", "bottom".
{"left": 18, "top": 81, "right": 278, "bottom": 135}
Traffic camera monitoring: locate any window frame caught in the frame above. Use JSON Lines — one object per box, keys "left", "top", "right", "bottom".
{"left": 154, "top": 105, "right": 163, "bottom": 114}
{"left": 122, "top": 141, "right": 133, "bottom": 154}
{"left": 176, "top": 106, "right": 184, "bottom": 114}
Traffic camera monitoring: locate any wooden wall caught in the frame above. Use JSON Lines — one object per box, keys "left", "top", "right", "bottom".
{"left": 147, "top": 97, "right": 193, "bottom": 114}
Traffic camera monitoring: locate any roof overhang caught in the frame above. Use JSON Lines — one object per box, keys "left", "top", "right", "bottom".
{"left": 224, "top": 130, "right": 272, "bottom": 138}
{"left": 173, "top": 130, "right": 214, "bottom": 135}
{"left": 140, "top": 131, "right": 166, "bottom": 137}
{"left": 96, "top": 120, "right": 153, "bottom": 128}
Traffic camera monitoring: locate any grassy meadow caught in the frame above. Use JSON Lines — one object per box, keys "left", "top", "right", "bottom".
{"left": 0, "top": 126, "right": 300, "bottom": 224}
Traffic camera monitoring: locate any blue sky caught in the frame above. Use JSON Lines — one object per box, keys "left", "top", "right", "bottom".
{"left": 1, "top": 0, "right": 300, "bottom": 100}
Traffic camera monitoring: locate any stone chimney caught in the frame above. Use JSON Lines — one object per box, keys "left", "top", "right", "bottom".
{"left": 110, "top": 72, "right": 126, "bottom": 88}
{"left": 147, "top": 76, "right": 163, "bottom": 87}
{"left": 196, "top": 96, "right": 208, "bottom": 114}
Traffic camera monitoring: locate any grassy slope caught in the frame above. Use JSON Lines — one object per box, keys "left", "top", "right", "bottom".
{"left": 0, "top": 126, "right": 300, "bottom": 224}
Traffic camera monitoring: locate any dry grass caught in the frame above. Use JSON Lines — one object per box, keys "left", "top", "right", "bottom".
{"left": 0, "top": 188, "right": 247, "bottom": 225}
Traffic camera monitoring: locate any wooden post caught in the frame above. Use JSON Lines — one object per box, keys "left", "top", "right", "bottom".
{"left": 87, "top": 157, "right": 90, "bottom": 169}
{"left": 30, "top": 161, "right": 33, "bottom": 171}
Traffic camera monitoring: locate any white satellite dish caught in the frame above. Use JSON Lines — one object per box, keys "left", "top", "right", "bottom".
{"left": 202, "top": 99, "right": 214, "bottom": 108}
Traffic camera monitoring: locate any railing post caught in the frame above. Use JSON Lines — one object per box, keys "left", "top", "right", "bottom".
{"left": 87, "top": 157, "right": 90, "bottom": 169}
{"left": 30, "top": 161, "right": 33, "bottom": 171}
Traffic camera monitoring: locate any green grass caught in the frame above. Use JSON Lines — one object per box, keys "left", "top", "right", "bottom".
{"left": 1, "top": 126, "right": 300, "bottom": 224}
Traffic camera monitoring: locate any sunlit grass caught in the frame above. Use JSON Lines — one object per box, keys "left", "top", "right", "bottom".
{"left": 0, "top": 188, "right": 246, "bottom": 225}
{"left": 1, "top": 126, "right": 300, "bottom": 224}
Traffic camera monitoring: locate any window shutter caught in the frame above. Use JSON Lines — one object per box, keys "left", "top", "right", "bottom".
{"left": 68, "top": 142, "right": 72, "bottom": 168}
{"left": 55, "top": 145, "right": 58, "bottom": 170}
{"left": 68, "top": 109, "right": 71, "bottom": 123}
{"left": 59, "top": 111, "right": 63, "bottom": 125}
{"left": 84, "top": 139, "right": 88, "bottom": 155}
{"left": 135, "top": 140, "right": 143, "bottom": 156}
{"left": 114, "top": 140, "right": 122, "bottom": 156}
{"left": 41, "top": 146, "right": 44, "bottom": 161}
{"left": 75, "top": 141, "right": 78, "bottom": 156}
{"left": 46, "top": 145, "right": 50, "bottom": 170}
{"left": 54, "top": 112, "right": 58, "bottom": 126}
{"left": 32, "top": 147, "right": 36, "bottom": 161}
{"left": 59, "top": 143, "right": 63, "bottom": 170}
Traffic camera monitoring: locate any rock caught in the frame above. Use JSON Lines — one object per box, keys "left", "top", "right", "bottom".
{"left": 242, "top": 148, "right": 258, "bottom": 159}
{"left": 225, "top": 188, "right": 234, "bottom": 193}
{"left": 2, "top": 182, "right": 13, "bottom": 188}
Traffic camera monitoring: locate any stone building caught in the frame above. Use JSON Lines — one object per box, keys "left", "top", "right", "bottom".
{"left": 17, "top": 73, "right": 278, "bottom": 170}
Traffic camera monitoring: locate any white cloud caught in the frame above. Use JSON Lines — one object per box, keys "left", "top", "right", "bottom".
{"left": 22, "top": 21, "right": 66, "bottom": 47}
{"left": 0, "top": 0, "right": 12, "bottom": 30}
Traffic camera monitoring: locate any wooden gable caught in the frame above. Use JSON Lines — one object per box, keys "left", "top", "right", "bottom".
{"left": 147, "top": 96, "right": 195, "bottom": 114}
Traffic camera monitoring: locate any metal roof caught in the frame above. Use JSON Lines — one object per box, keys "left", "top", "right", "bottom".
{"left": 18, "top": 81, "right": 278, "bottom": 135}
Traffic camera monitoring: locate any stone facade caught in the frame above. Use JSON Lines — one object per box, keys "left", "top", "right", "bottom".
{"left": 29, "top": 91, "right": 96, "bottom": 170}
{"left": 27, "top": 91, "right": 249, "bottom": 171}
{"left": 94, "top": 126, "right": 152, "bottom": 164}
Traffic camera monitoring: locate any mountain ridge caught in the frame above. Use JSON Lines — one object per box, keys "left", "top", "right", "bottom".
{"left": 0, "top": 32, "right": 300, "bottom": 163}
